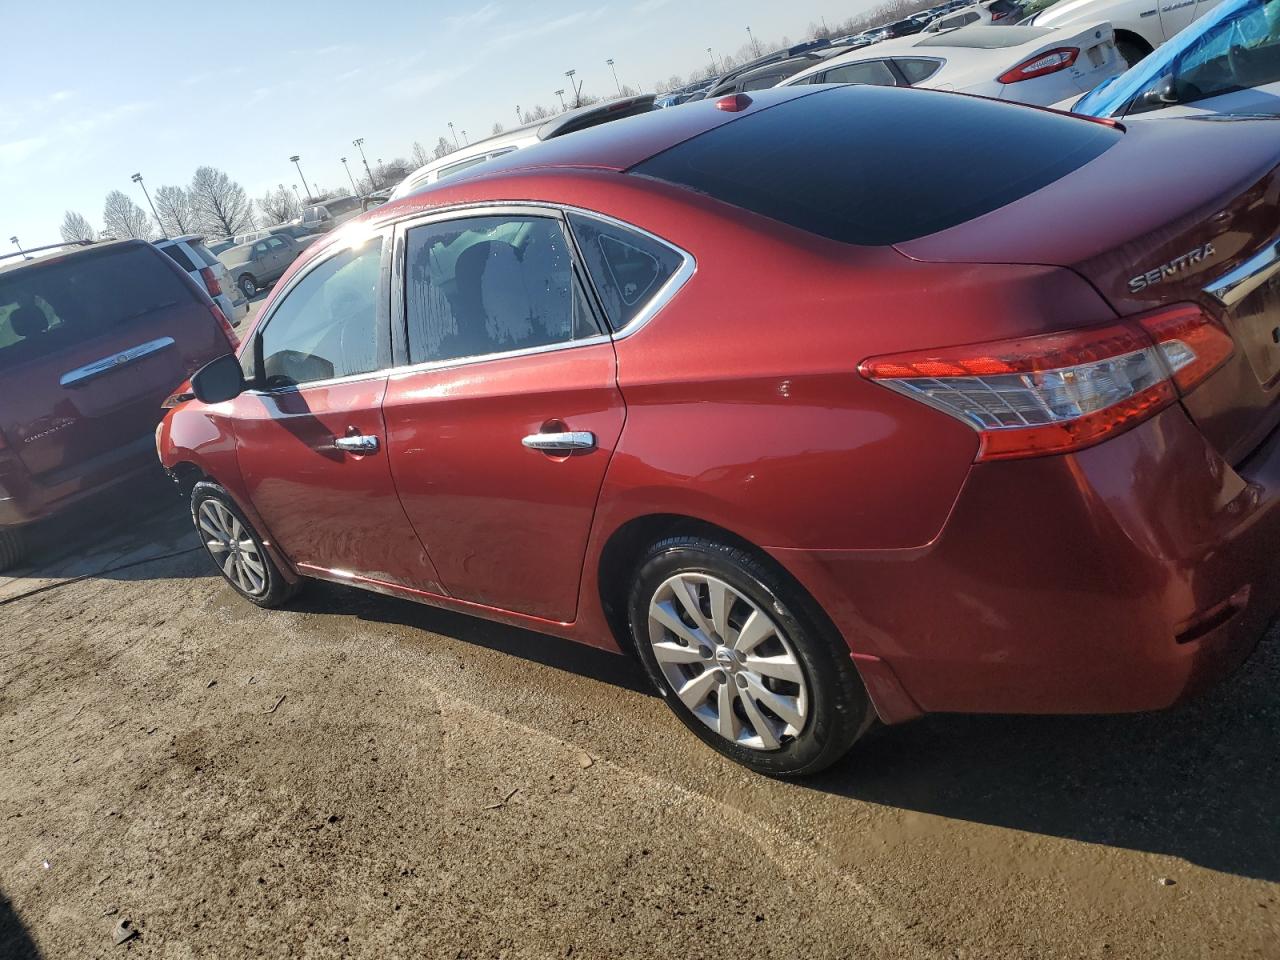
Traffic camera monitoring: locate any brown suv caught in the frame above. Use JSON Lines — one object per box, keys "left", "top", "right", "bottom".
{"left": 0, "top": 240, "right": 238, "bottom": 570}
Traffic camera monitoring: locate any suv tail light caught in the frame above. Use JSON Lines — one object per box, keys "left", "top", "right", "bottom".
{"left": 209, "top": 303, "right": 241, "bottom": 350}
{"left": 998, "top": 47, "right": 1079, "bottom": 83}
{"left": 859, "top": 306, "right": 1233, "bottom": 461}
{"left": 199, "top": 265, "right": 224, "bottom": 298}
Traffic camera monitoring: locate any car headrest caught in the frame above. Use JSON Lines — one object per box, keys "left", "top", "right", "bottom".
{"left": 9, "top": 306, "right": 49, "bottom": 338}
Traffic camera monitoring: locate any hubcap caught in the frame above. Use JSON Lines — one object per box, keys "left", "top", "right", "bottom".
{"left": 197, "top": 499, "right": 268, "bottom": 597}
{"left": 647, "top": 573, "right": 809, "bottom": 751}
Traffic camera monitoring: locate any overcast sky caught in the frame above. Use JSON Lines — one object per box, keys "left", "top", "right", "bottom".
{"left": 1, "top": 0, "right": 876, "bottom": 248}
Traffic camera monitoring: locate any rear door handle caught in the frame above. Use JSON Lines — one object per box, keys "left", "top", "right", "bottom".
{"left": 521, "top": 431, "right": 596, "bottom": 453}
{"left": 334, "top": 434, "right": 380, "bottom": 454}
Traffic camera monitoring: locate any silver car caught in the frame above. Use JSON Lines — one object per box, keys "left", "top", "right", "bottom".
{"left": 153, "top": 235, "right": 246, "bottom": 322}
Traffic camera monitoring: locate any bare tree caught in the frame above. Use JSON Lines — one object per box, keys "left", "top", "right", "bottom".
{"left": 520, "top": 104, "right": 552, "bottom": 124}
{"left": 431, "top": 136, "right": 454, "bottom": 161}
{"left": 59, "top": 210, "right": 97, "bottom": 243}
{"left": 153, "top": 185, "right": 198, "bottom": 237}
{"left": 411, "top": 140, "right": 430, "bottom": 167}
{"left": 102, "top": 190, "right": 155, "bottom": 240}
{"left": 491, "top": 122, "right": 505, "bottom": 136}
{"left": 189, "top": 166, "right": 253, "bottom": 237}
{"left": 258, "top": 185, "right": 299, "bottom": 225}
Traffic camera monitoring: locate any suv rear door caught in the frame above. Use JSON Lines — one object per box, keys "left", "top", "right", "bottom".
{"left": 0, "top": 242, "right": 232, "bottom": 484}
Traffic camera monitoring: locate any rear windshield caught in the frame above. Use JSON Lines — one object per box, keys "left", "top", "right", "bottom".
{"left": 0, "top": 244, "right": 194, "bottom": 369}
{"left": 324, "top": 196, "right": 362, "bottom": 215}
{"left": 631, "top": 86, "right": 1120, "bottom": 246}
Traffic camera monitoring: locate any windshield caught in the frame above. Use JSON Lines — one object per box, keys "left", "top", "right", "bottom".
{"left": 1074, "top": 0, "right": 1278, "bottom": 116}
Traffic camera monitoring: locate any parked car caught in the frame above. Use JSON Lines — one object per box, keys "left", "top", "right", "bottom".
{"left": 655, "top": 78, "right": 716, "bottom": 107}
{"left": 160, "top": 85, "right": 1280, "bottom": 776}
{"left": 218, "top": 234, "right": 306, "bottom": 300}
{"left": 154, "top": 235, "right": 247, "bottom": 323}
{"left": 208, "top": 238, "right": 236, "bottom": 256}
{"left": 1072, "top": 0, "right": 1280, "bottom": 116}
{"left": 1022, "top": 0, "right": 1227, "bottom": 63}
{"left": 704, "top": 53, "right": 839, "bottom": 97}
{"left": 926, "top": 0, "right": 1026, "bottom": 31}
{"left": 299, "top": 196, "right": 364, "bottom": 234}
{"left": 267, "top": 224, "right": 322, "bottom": 247}
{"left": 387, "top": 94, "right": 658, "bottom": 200}
{"left": 781, "top": 22, "right": 1125, "bottom": 107}
{"left": 883, "top": 16, "right": 931, "bottom": 37}
{"left": 0, "top": 239, "right": 238, "bottom": 570}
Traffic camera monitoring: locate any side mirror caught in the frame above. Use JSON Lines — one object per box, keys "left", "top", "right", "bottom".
{"left": 191, "top": 353, "right": 246, "bottom": 404}
{"left": 1141, "top": 75, "right": 1178, "bottom": 108}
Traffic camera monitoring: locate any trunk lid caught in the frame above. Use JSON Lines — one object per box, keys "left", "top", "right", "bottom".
{"left": 897, "top": 115, "right": 1280, "bottom": 463}
{"left": 0, "top": 242, "right": 231, "bottom": 484}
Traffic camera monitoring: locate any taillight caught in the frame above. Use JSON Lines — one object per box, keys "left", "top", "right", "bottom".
{"left": 997, "top": 47, "right": 1079, "bottom": 83}
{"left": 199, "top": 265, "right": 223, "bottom": 298}
{"left": 210, "top": 303, "right": 241, "bottom": 350}
{"left": 860, "top": 307, "right": 1232, "bottom": 462}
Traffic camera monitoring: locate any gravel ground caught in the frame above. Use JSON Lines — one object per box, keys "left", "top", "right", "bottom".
{"left": 0, "top": 476, "right": 1277, "bottom": 959}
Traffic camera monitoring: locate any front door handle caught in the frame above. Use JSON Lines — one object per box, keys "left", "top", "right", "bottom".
{"left": 334, "top": 434, "right": 380, "bottom": 454}
{"left": 521, "top": 431, "right": 596, "bottom": 453}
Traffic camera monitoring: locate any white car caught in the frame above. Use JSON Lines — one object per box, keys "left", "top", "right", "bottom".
{"left": 925, "top": 0, "right": 1027, "bottom": 31}
{"left": 388, "top": 95, "right": 658, "bottom": 201}
{"left": 153, "top": 235, "right": 246, "bottom": 323}
{"left": 1022, "top": 0, "right": 1227, "bottom": 63}
{"left": 780, "top": 22, "right": 1125, "bottom": 107}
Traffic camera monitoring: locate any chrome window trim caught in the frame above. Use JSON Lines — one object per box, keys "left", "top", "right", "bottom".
{"left": 1206, "top": 236, "right": 1280, "bottom": 309}
{"left": 387, "top": 334, "right": 614, "bottom": 382}
{"left": 59, "top": 336, "right": 176, "bottom": 388}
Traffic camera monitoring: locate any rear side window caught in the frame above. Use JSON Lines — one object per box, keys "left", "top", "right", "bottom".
{"left": 896, "top": 58, "right": 943, "bottom": 84}
{"left": 631, "top": 85, "right": 1120, "bottom": 246}
{"left": 0, "top": 245, "right": 194, "bottom": 370}
{"left": 160, "top": 243, "right": 197, "bottom": 272}
{"left": 822, "top": 60, "right": 899, "bottom": 85}
{"left": 568, "top": 213, "right": 687, "bottom": 332}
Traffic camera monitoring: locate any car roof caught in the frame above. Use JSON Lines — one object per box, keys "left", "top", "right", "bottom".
{"left": 0, "top": 239, "right": 141, "bottom": 278}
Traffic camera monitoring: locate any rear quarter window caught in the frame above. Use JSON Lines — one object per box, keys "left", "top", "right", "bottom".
{"left": 159, "top": 243, "right": 197, "bottom": 272}
{"left": 630, "top": 85, "right": 1120, "bottom": 246}
{"left": 568, "top": 213, "right": 688, "bottom": 332}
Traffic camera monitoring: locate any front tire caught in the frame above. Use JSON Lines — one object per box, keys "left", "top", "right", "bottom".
{"left": 628, "top": 536, "right": 874, "bottom": 776}
{"left": 0, "top": 527, "right": 26, "bottom": 572}
{"left": 191, "top": 481, "right": 299, "bottom": 608}
{"left": 238, "top": 274, "right": 257, "bottom": 299}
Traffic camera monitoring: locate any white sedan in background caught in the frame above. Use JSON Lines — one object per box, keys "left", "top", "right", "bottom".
{"left": 780, "top": 22, "right": 1125, "bottom": 106}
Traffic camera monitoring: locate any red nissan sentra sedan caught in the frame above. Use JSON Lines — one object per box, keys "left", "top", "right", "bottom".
{"left": 158, "top": 85, "right": 1280, "bottom": 775}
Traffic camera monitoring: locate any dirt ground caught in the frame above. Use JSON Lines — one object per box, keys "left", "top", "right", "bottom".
{"left": 1, "top": 475, "right": 1277, "bottom": 959}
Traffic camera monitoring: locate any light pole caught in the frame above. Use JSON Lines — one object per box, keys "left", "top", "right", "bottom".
{"left": 555, "top": 88, "right": 566, "bottom": 111}
{"left": 460, "top": 130, "right": 468, "bottom": 145}
{"left": 289, "top": 155, "right": 313, "bottom": 202}
{"left": 352, "top": 138, "right": 377, "bottom": 192}
{"left": 606, "top": 58, "right": 622, "bottom": 96}
{"left": 516, "top": 104, "right": 523, "bottom": 122}
{"left": 9, "top": 236, "right": 26, "bottom": 259}
{"left": 746, "top": 25, "right": 760, "bottom": 57}
{"left": 564, "top": 69, "right": 581, "bottom": 107}
{"left": 130, "top": 172, "right": 166, "bottom": 238}
{"left": 340, "top": 157, "right": 360, "bottom": 197}
{"left": 707, "top": 47, "right": 719, "bottom": 76}
{"left": 447, "top": 123, "right": 459, "bottom": 149}
{"left": 291, "top": 184, "right": 302, "bottom": 208}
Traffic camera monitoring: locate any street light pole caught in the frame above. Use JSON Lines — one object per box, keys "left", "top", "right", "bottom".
{"left": 352, "top": 138, "right": 377, "bottom": 192}
{"left": 130, "top": 172, "right": 167, "bottom": 239}
{"left": 289, "top": 155, "right": 313, "bottom": 202}
{"left": 447, "top": 122, "right": 459, "bottom": 149}
{"left": 707, "top": 47, "right": 719, "bottom": 76}
{"left": 746, "top": 25, "right": 760, "bottom": 57}
{"left": 564, "top": 69, "right": 581, "bottom": 107}
{"left": 516, "top": 104, "right": 523, "bottom": 122}
{"left": 340, "top": 157, "right": 360, "bottom": 197}
{"left": 10, "top": 236, "right": 26, "bottom": 259}
{"left": 291, "top": 184, "right": 302, "bottom": 207}
{"left": 555, "top": 88, "right": 566, "bottom": 111}
{"left": 606, "top": 58, "right": 622, "bottom": 96}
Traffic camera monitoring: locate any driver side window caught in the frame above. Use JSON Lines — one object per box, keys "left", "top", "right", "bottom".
{"left": 254, "top": 237, "right": 385, "bottom": 388}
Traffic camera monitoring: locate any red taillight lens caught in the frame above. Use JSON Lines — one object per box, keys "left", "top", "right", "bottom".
{"left": 210, "top": 303, "right": 240, "bottom": 350}
{"left": 716, "top": 93, "right": 753, "bottom": 112}
{"left": 997, "top": 47, "right": 1079, "bottom": 83}
{"left": 860, "top": 321, "right": 1193, "bottom": 461}
{"left": 199, "top": 265, "right": 223, "bottom": 298}
{"left": 1136, "top": 303, "right": 1234, "bottom": 393}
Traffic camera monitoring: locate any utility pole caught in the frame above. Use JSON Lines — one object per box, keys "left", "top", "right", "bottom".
{"left": 340, "top": 157, "right": 360, "bottom": 196}
{"left": 555, "top": 88, "right": 566, "bottom": 111}
{"left": 447, "top": 122, "right": 459, "bottom": 149}
{"left": 352, "top": 138, "right": 377, "bottom": 191}
{"left": 564, "top": 69, "right": 582, "bottom": 107}
{"left": 606, "top": 58, "right": 622, "bottom": 96}
{"left": 746, "top": 25, "right": 760, "bottom": 57}
{"left": 130, "top": 172, "right": 166, "bottom": 238}
{"left": 289, "top": 155, "right": 313, "bottom": 202}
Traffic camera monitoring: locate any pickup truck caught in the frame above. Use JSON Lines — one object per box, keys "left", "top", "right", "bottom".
{"left": 1023, "top": 0, "right": 1225, "bottom": 62}
{"left": 218, "top": 233, "right": 305, "bottom": 300}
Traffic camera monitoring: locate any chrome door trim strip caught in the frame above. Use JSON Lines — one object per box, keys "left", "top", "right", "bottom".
{"left": 60, "top": 336, "right": 176, "bottom": 388}
{"left": 1206, "top": 237, "right": 1280, "bottom": 308}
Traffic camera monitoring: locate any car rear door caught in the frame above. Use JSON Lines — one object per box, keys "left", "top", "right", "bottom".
{"left": 228, "top": 229, "right": 444, "bottom": 590}
{"left": 0, "top": 242, "right": 230, "bottom": 484}
{"left": 381, "top": 207, "right": 624, "bottom": 622}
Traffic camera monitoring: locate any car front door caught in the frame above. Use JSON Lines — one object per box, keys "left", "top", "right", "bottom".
{"left": 228, "top": 230, "right": 444, "bottom": 592}
{"left": 381, "top": 208, "right": 625, "bottom": 622}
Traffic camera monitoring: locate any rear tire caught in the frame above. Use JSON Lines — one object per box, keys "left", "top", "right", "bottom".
{"left": 0, "top": 527, "right": 26, "bottom": 573}
{"left": 238, "top": 274, "right": 257, "bottom": 299}
{"left": 191, "top": 481, "right": 299, "bottom": 608}
{"left": 628, "top": 535, "right": 874, "bottom": 777}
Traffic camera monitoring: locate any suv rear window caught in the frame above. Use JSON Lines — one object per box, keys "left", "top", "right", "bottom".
{"left": 631, "top": 85, "right": 1119, "bottom": 246}
{"left": 159, "top": 242, "right": 196, "bottom": 272}
{"left": 0, "top": 244, "right": 194, "bottom": 369}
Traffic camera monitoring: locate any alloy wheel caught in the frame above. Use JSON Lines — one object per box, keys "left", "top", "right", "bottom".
{"left": 198, "top": 499, "right": 268, "bottom": 597}
{"left": 646, "top": 573, "right": 809, "bottom": 751}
